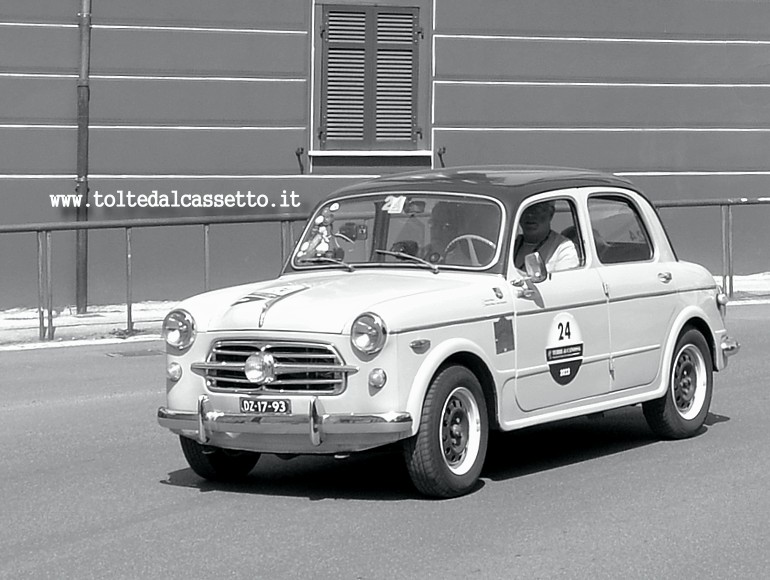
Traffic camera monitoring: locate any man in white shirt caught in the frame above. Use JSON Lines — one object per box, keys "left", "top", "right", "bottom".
{"left": 513, "top": 201, "right": 579, "bottom": 273}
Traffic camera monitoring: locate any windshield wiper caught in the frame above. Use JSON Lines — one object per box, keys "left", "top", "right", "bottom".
{"left": 300, "top": 256, "right": 355, "bottom": 271}
{"left": 375, "top": 249, "right": 439, "bottom": 274}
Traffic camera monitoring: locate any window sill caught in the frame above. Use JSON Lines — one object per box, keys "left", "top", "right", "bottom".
{"left": 308, "top": 150, "right": 433, "bottom": 158}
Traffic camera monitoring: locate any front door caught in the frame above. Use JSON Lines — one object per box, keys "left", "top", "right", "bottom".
{"left": 508, "top": 195, "right": 612, "bottom": 413}
{"left": 512, "top": 269, "right": 612, "bottom": 411}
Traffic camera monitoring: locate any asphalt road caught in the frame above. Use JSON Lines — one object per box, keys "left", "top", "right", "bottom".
{"left": 1, "top": 305, "right": 768, "bottom": 579}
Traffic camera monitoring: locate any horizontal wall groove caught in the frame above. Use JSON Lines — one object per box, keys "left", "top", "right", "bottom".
{"left": 434, "top": 80, "right": 770, "bottom": 88}
{"left": 0, "top": 174, "right": 378, "bottom": 180}
{"left": 0, "top": 22, "right": 76, "bottom": 29}
{"left": 0, "top": 124, "right": 307, "bottom": 131}
{"left": 617, "top": 171, "right": 770, "bottom": 177}
{"left": 434, "top": 33, "right": 770, "bottom": 46}
{"left": 92, "top": 24, "right": 307, "bottom": 35}
{"left": 88, "top": 125, "right": 307, "bottom": 131}
{"left": 9, "top": 171, "right": 770, "bottom": 179}
{"left": 94, "top": 75, "right": 307, "bottom": 82}
{"left": 433, "top": 127, "right": 770, "bottom": 132}
{"left": 0, "top": 73, "right": 307, "bottom": 82}
{"left": 0, "top": 22, "right": 306, "bottom": 35}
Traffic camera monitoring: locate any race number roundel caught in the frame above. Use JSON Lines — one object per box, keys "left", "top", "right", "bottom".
{"left": 545, "top": 313, "right": 584, "bottom": 385}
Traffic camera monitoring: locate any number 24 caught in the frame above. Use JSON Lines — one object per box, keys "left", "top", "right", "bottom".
{"left": 558, "top": 321, "right": 571, "bottom": 340}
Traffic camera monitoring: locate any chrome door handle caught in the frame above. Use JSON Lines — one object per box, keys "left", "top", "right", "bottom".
{"left": 658, "top": 272, "right": 672, "bottom": 283}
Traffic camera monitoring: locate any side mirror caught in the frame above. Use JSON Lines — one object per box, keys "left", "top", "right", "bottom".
{"left": 511, "top": 252, "right": 548, "bottom": 297}
{"left": 524, "top": 252, "right": 547, "bottom": 283}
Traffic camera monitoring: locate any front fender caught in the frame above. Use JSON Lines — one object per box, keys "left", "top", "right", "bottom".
{"left": 403, "top": 337, "right": 496, "bottom": 436}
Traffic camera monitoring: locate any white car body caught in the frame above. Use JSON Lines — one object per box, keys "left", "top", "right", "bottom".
{"left": 158, "top": 166, "right": 739, "bottom": 497}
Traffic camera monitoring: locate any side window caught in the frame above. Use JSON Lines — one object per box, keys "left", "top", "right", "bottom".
{"left": 513, "top": 198, "right": 584, "bottom": 272}
{"left": 588, "top": 196, "right": 653, "bottom": 264}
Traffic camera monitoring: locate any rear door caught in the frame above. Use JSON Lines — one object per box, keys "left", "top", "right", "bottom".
{"left": 588, "top": 192, "right": 679, "bottom": 391}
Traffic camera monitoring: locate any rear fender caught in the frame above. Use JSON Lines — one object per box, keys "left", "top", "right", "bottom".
{"left": 653, "top": 305, "right": 720, "bottom": 399}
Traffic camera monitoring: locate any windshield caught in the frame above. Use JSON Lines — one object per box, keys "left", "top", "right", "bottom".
{"left": 292, "top": 193, "right": 504, "bottom": 271}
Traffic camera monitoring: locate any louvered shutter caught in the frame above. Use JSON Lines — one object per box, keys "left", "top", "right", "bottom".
{"left": 320, "top": 6, "right": 420, "bottom": 150}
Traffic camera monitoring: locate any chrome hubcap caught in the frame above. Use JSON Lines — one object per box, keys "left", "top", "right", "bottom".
{"left": 443, "top": 399, "right": 469, "bottom": 465}
{"left": 672, "top": 344, "right": 707, "bottom": 420}
{"left": 439, "top": 386, "right": 481, "bottom": 476}
{"left": 674, "top": 354, "right": 696, "bottom": 412}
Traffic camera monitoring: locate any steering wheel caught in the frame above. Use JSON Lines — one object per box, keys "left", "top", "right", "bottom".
{"left": 444, "top": 234, "right": 497, "bottom": 266}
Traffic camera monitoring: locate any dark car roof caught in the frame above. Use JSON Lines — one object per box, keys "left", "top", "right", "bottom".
{"left": 328, "top": 165, "right": 640, "bottom": 211}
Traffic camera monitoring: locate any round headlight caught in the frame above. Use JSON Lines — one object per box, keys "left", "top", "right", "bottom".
{"left": 162, "top": 309, "right": 196, "bottom": 351}
{"left": 350, "top": 313, "right": 387, "bottom": 356}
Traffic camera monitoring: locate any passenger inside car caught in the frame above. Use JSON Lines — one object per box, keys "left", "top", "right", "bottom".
{"left": 422, "top": 201, "right": 464, "bottom": 263}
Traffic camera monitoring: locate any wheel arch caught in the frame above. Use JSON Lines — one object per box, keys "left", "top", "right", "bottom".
{"left": 650, "top": 308, "right": 718, "bottom": 401}
{"left": 405, "top": 339, "right": 500, "bottom": 434}
{"left": 435, "top": 352, "right": 500, "bottom": 431}
{"left": 677, "top": 316, "right": 717, "bottom": 370}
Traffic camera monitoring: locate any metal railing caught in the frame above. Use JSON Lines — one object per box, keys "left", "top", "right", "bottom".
{"left": 0, "top": 214, "right": 309, "bottom": 341}
{"left": 653, "top": 197, "right": 770, "bottom": 297}
{"left": 0, "top": 197, "right": 767, "bottom": 341}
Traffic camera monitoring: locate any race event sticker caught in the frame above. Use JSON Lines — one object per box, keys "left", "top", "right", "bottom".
{"left": 545, "top": 312, "right": 584, "bottom": 385}
{"left": 382, "top": 195, "right": 407, "bottom": 214}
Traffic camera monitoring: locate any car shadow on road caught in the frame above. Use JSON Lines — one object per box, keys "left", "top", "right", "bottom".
{"left": 160, "top": 408, "right": 730, "bottom": 500}
{"left": 483, "top": 408, "right": 731, "bottom": 482}
{"left": 161, "top": 445, "right": 419, "bottom": 501}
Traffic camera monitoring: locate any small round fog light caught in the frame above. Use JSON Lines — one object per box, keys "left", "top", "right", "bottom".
{"left": 368, "top": 368, "right": 387, "bottom": 389}
{"left": 244, "top": 352, "right": 275, "bottom": 384}
{"left": 167, "top": 362, "right": 182, "bottom": 382}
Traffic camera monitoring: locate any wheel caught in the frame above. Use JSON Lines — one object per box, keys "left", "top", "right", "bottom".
{"left": 179, "top": 436, "right": 261, "bottom": 482}
{"left": 403, "top": 365, "right": 489, "bottom": 498}
{"left": 643, "top": 328, "right": 713, "bottom": 439}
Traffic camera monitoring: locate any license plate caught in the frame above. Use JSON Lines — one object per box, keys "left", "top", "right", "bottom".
{"left": 239, "top": 398, "right": 291, "bottom": 414}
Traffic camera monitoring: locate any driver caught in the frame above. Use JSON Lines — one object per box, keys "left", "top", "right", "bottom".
{"left": 513, "top": 201, "right": 579, "bottom": 273}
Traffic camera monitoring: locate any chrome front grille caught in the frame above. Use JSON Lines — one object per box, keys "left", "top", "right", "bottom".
{"left": 192, "top": 340, "right": 357, "bottom": 394}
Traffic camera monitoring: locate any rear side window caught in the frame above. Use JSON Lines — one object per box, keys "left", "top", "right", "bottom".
{"left": 588, "top": 196, "right": 653, "bottom": 264}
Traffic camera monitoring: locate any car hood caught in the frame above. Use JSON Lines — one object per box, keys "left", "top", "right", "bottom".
{"left": 177, "top": 270, "right": 511, "bottom": 334}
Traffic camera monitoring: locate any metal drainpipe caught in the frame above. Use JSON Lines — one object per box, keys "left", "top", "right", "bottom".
{"left": 75, "top": 0, "right": 92, "bottom": 314}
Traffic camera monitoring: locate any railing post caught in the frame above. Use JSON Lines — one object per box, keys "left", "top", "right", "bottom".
{"left": 727, "top": 205, "right": 734, "bottom": 297}
{"left": 75, "top": 0, "right": 92, "bottom": 314}
{"left": 203, "top": 224, "right": 211, "bottom": 292}
{"left": 125, "top": 227, "right": 133, "bottom": 334}
{"left": 45, "top": 231, "right": 54, "bottom": 341}
{"left": 721, "top": 205, "right": 728, "bottom": 295}
{"left": 37, "top": 231, "right": 46, "bottom": 341}
{"left": 721, "top": 204, "right": 735, "bottom": 297}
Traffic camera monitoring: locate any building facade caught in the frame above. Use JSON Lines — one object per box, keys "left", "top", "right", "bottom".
{"left": 2, "top": 0, "right": 770, "bottom": 309}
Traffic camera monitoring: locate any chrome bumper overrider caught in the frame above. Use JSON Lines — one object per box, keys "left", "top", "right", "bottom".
{"left": 721, "top": 336, "right": 740, "bottom": 357}
{"left": 157, "top": 395, "right": 413, "bottom": 450}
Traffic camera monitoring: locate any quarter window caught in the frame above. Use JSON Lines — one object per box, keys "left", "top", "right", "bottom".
{"left": 588, "top": 196, "right": 653, "bottom": 264}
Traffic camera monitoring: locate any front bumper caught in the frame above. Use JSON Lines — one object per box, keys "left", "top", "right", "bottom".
{"left": 157, "top": 395, "right": 413, "bottom": 454}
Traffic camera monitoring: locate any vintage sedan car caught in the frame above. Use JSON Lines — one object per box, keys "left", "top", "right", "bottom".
{"left": 157, "top": 166, "right": 739, "bottom": 498}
